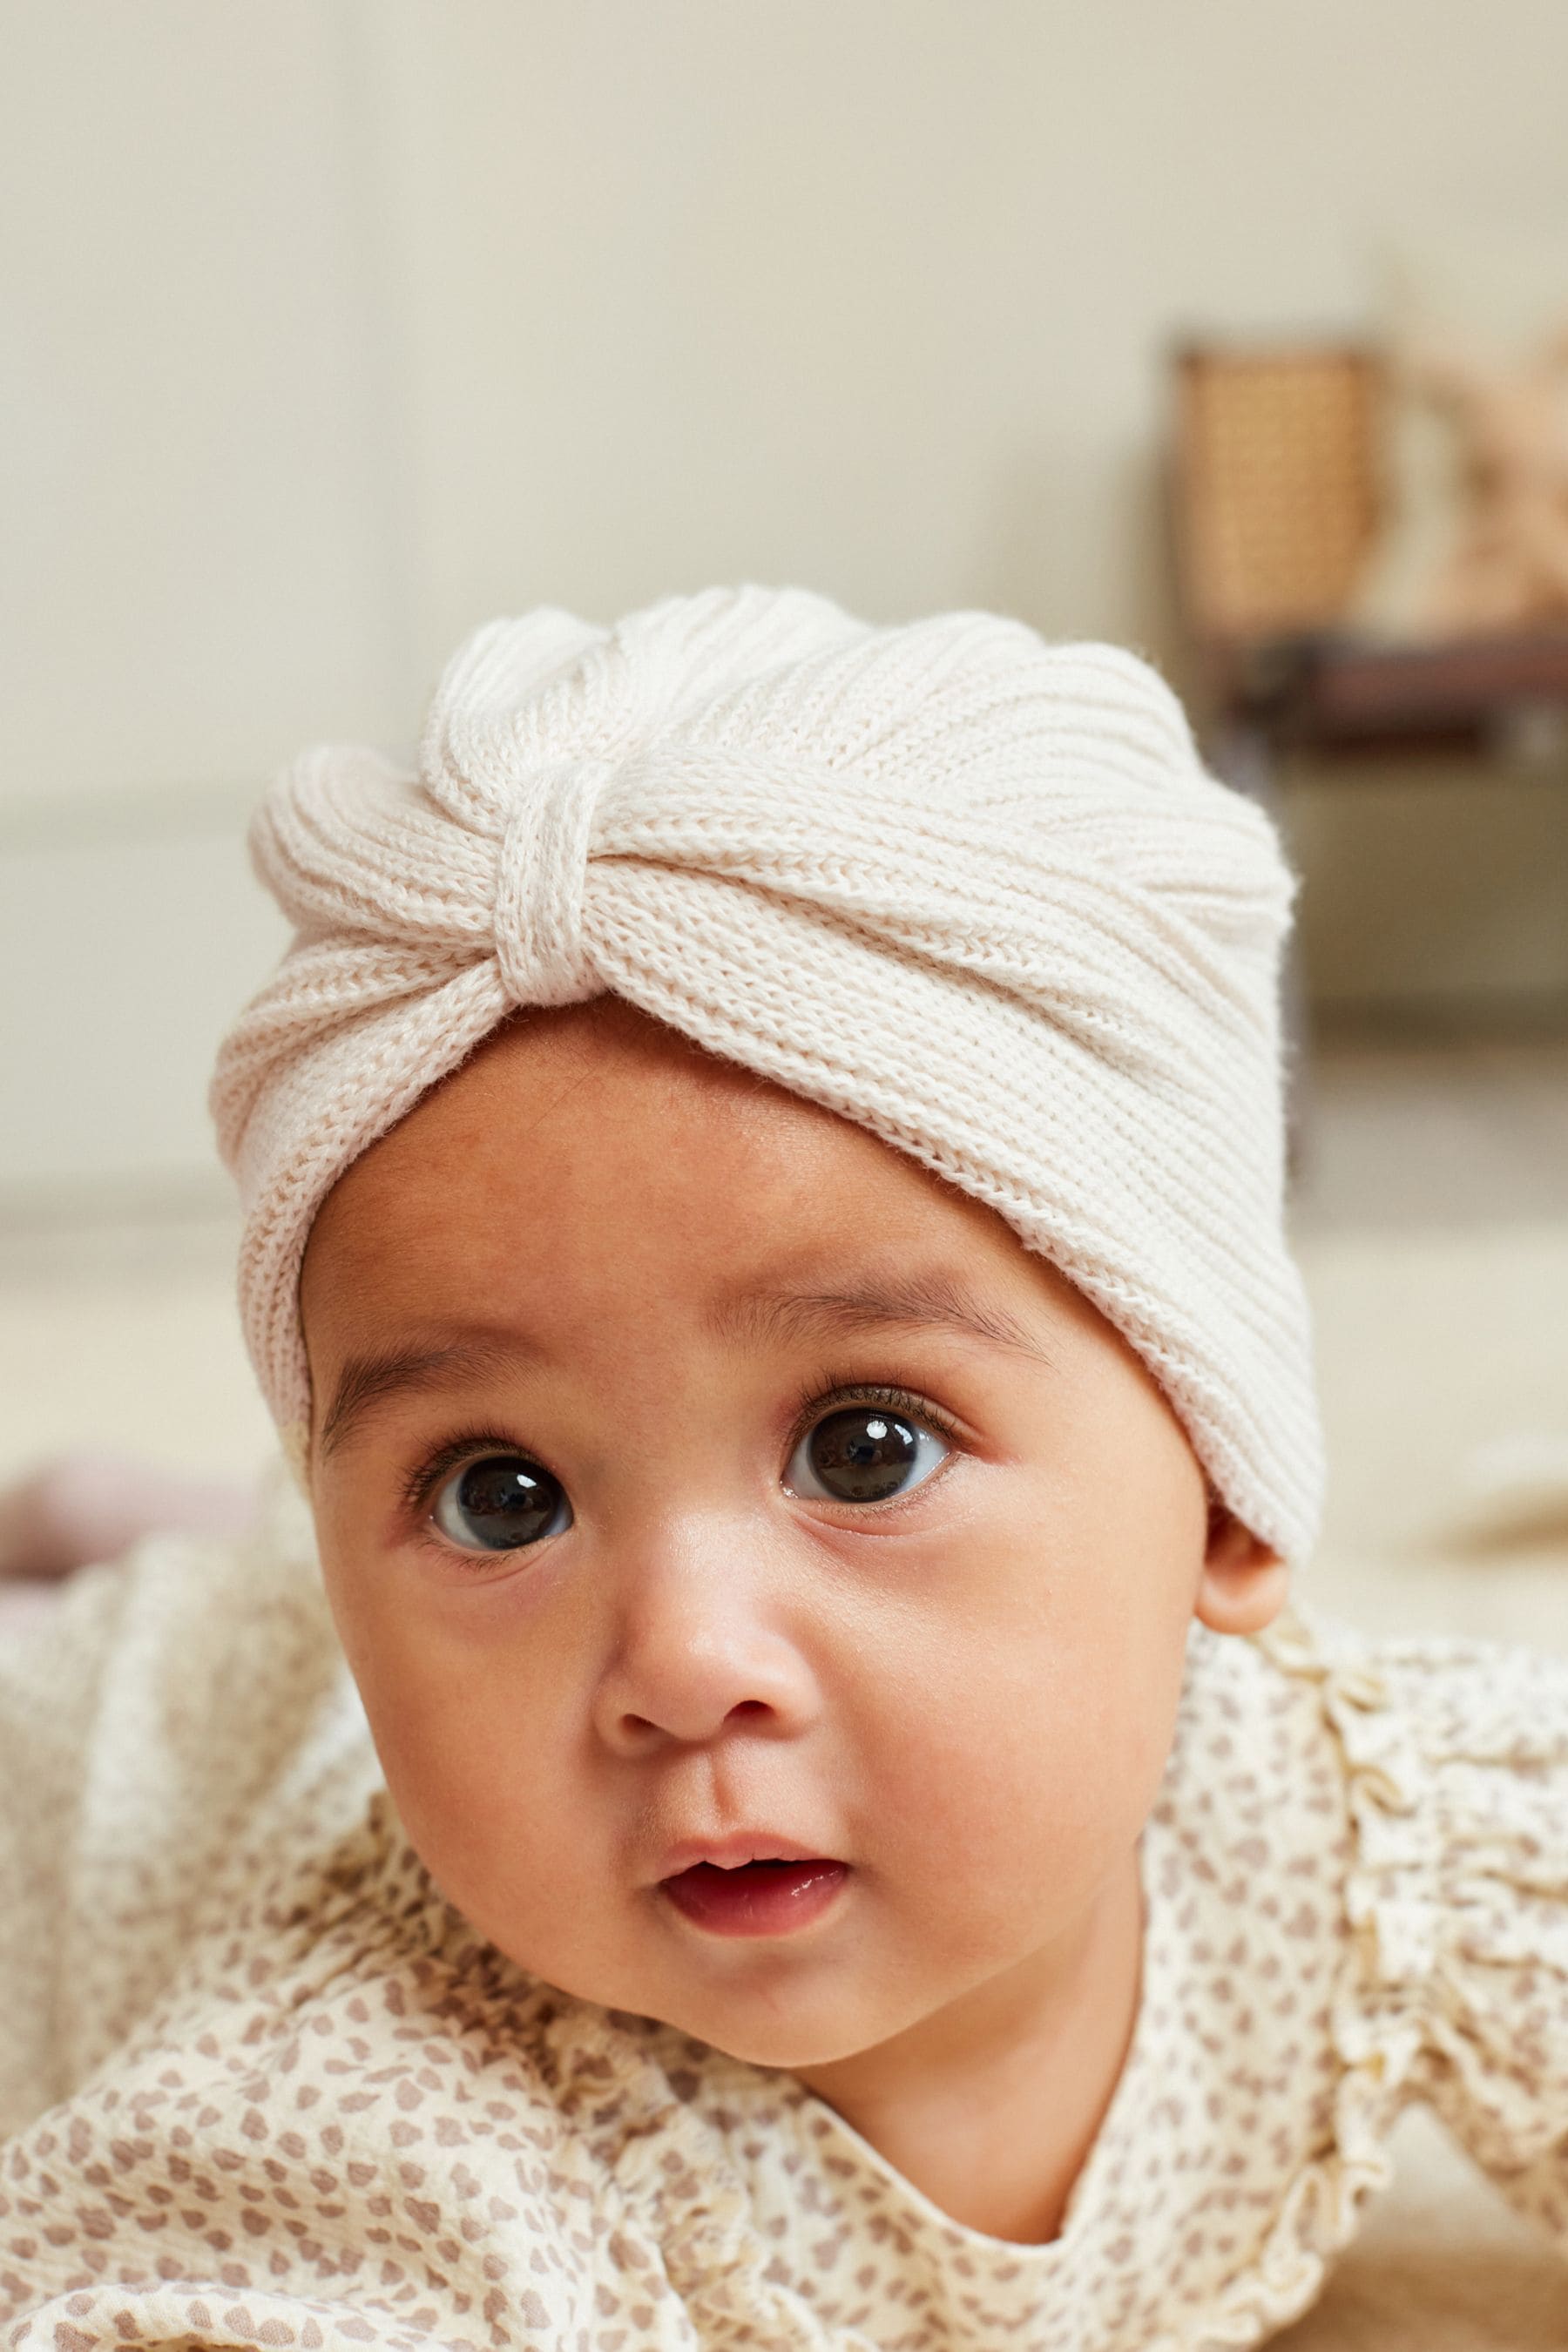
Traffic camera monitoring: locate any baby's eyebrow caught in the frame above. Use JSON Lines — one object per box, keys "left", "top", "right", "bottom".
{"left": 316, "top": 1278, "right": 1055, "bottom": 1460}
{"left": 706, "top": 1273, "right": 1057, "bottom": 1366}
{"left": 317, "top": 1335, "right": 534, "bottom": 1460}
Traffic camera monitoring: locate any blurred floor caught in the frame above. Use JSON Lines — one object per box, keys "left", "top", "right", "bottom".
{"left": 1289, "top": 1036, "right": 1568, "bottom": 1649}
{"left": 1, "top": 1036, "right": 1566, "bottom": 1650}
{"left": 0, "top": 1201, "right": 266, "bottom": 1488}
{"left": 1291, "top": 1035, "right": 1568, "bottom": 1233}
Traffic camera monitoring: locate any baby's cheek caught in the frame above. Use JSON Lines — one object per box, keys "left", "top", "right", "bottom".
{"left": 875, "top": 1591, "right": 1184, "bottom": 1928}
{"left": 334, "top": 1594, "right": 579, "bottom": 1918}
{"left": 380, "top": 1720, "right": 620, "bottom": 1988}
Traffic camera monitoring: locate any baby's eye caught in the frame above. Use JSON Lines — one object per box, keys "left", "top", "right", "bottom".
{"left": 430, "top": 1453, "right": 572, "bottom": 1552}
{"left": 784, "top": 1405, "right": 950, "bottom": 1506}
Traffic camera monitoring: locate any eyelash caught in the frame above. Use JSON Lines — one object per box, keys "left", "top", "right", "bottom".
{"left": 399, "top": 1381, "right": 965, "bottom": 1524}
{"left": 401, "top": 1425, "right": 531, "bottom": 1518}
{"left": 782, "top": 1375, "right": 964, "bottom": 1464}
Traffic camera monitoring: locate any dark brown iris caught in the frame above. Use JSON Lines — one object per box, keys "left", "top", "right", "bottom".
{"left": 806, "top": 1408, "right": 921, "bottom": 1503}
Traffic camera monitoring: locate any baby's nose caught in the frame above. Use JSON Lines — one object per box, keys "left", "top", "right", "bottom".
{"left": 590, "top": 1525, "right": 820, "bottom": 1754}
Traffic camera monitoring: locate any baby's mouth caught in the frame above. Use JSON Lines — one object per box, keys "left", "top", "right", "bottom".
{"left": 659, "top": 1856, "right": 849, "bottom": 1938}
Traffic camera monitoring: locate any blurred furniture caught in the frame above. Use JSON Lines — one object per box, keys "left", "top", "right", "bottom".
{"left": 1171, "top": 341, "right": 1568, "bottom": 764}
{"left": 1169, "top": 343, "right": 1568, "bottom": 1152}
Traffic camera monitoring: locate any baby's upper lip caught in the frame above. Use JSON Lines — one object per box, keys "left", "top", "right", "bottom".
{"left": 652, "top": 1830, "right": 844, "bottom": 1882}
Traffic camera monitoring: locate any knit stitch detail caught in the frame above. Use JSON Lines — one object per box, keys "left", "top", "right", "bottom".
{"left": 210, "top": 585, "right": 1321, "bottom": 1560}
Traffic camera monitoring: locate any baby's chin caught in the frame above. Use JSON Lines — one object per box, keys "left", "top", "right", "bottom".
{"left": 635, "top": 1997, "right": 915, "bottom": 2076}
{"left": 649, "top": 1997, "right": 902, "bottom": 2074}
{"left": 515, "top": 1940, "right": 931, "bottom": 2074}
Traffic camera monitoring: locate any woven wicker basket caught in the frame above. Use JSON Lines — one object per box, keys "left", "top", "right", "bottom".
{"left": 1173, "top": 345, "right": 1381, "bottom": 649}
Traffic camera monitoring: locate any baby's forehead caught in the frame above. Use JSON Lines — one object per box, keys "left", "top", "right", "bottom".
{"left": 301, "top": 999, "right": 1071, "bottom": 1353}
{"left": 316, "top": 998, "right": 960, "bottom": 1235}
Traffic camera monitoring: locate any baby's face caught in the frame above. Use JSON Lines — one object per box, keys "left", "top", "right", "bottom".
{"left": 301, "top": 1002, "right": 1281, "bottom": 2071}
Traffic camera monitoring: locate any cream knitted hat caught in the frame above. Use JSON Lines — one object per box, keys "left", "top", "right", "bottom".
{"left": 212, "top": 585, "right": 1321, "bottom": 1562}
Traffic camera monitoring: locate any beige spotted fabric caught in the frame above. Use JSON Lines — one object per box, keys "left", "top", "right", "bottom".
{"left": 2, "top": 1496, "right": 1566, "bottom": 2352}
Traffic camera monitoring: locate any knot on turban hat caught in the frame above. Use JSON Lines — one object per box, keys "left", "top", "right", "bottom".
{"left": 212, "top": 584, "right": 1321, "bottom": 1563}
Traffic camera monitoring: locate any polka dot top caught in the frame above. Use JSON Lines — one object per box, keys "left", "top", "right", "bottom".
{"left": 2, "top": 1490, "right": 1565, "bottom": 2350}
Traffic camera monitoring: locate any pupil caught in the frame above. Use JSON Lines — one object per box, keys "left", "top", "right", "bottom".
{"left": 457, "top": 1456, "right": 560, "bottom": 1549}
{"left": 808, "top": 1409, "right": 920, "bottom": 1503}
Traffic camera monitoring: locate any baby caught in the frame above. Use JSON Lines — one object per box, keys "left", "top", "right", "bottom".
{"left": 1, "top": 586, "right": 1565, "bottom": 2350}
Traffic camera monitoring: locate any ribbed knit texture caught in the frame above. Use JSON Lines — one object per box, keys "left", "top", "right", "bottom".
{"left": 211, "top": 585, "right": 1321, "bottom": 1561}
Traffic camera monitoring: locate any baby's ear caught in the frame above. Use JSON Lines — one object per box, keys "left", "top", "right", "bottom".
{"left": 1194, "top": 1494, "right": 1289, "bottom": 1636}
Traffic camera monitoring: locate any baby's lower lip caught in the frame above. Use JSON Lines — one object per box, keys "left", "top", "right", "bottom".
{"left": 659, "top": 1858, "right": 849, "bottom": 1937}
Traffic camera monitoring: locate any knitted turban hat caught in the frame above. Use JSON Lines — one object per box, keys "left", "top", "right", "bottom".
{"left": 212, "top": 585, "right": 1321, "bottom": 1563}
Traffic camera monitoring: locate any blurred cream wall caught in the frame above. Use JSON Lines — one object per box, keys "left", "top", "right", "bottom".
{"left": 5, "top": 0, "right": 1568, "bottom": 1201}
